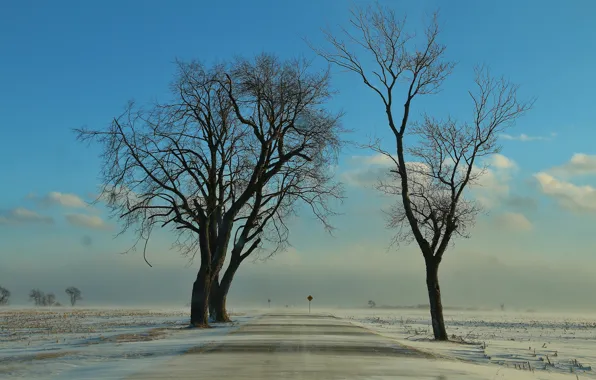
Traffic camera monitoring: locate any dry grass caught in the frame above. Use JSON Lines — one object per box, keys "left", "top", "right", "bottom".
{"left": 0, "top": 308, "right": 187, "bottom": 344}
{"left": 185, "top": 345, "right": 211, "bottom": 354}
{"left": 107, "top": 328, "right": 167, "bottom": 343}
{"left": 0, "top": 350, "right": 76, "bottom": 364}
{"left": 31, "top": 351, "right": 75, "bottom": 360}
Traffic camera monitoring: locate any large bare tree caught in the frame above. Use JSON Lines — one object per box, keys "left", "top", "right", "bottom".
{"left": 77, "top": 53, "right": 343, "bottom": 327}
{"left": 210, "top": 142, "right": 342, "bottom": 321}
{"left": 315, "top": 4, "right": 532, "bottom": 340}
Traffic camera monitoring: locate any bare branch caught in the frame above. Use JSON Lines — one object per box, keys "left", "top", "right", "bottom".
{"left": 76, "top": 53, "right": 345, "bottom": 322}
{"left": 318, "top": 4, "right": 531, "bottom": 262}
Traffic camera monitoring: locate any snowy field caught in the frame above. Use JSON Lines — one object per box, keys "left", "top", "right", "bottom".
{"left": 0, "top": 307, "right": 258, "bottom": 379}
{"left": 335, "top": 308, "right": 596, "bottom": 379}
{"left": 2, "top": 307, "right": 595, "bottom": 379}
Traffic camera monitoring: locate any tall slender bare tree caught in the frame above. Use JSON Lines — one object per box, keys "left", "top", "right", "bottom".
{"left": 315, "top": 4, "right": 532, "bottom": 340}
{"left": 77, "top": 53, "right": 343, "bottom": 327}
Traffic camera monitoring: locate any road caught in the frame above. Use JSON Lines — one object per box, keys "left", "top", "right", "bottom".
{"left": 126, "top": 312, "right": 486, "bottom": 379}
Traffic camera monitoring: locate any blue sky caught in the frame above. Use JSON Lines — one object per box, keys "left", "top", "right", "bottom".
{"left": 1, "top": 0, "right": 596, "bottom": 309}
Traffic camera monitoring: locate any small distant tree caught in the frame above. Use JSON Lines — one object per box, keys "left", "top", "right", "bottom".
{"left": 368, "top": 300, "right": 376, "bottom": 308}
{"left": 45, "top": 293, "right": 56, "bottom": 306}
{"left": 29, "top": 289, "right": 45, "bottom": 306}
{"left": 500, "top": 303, "right": 505, "bottom": 312}
{"left": 65, "top": 287, "right": 82, "bottom": 306}
{"left": 0, "top": 286, "right": 10, "bottom": 305}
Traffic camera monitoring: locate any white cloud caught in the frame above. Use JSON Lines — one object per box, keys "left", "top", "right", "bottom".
{"left": 342, "top": 154, "right": 396, "bottom": 188}
{"left": 342, "top": 157, "right": 429, "bottom": 189}
{"left": 548, "top": 153, "right": 596, "bottom": 178}
{"left": 472, "top": 168, "right": 508, "bottom": 194}
{"left": 469, "top": 155, "right": 518, "bottom": 208}
{"left": 534, "top": 172, "right": 596, "bottom": 213}
{"left": 94, "top": 185, "right": 140, "bottom": 206}
{"left": 42, "top": 192, "right": 87, "bottom": 208}
{"left": 350, "top": 154, "right": 396, "bottom": 166}
{"left": 342, "top": 166, "right": 390, "bottom": 188}
{"left": 0, "top": 208, "right": 54, "bottom": 225}
{"left": 493, "top": 212, "right": 533, "bottom": 232}
{"left": 500, "top": 132, "right": 555, "bottom": 142}
{"left": 65, "top": 213, "right": 110, "bottom": 230}
{"left": 488, "top": 153, "right": 517, "bottom": 169}
{"left": 344, "top": 153, "right": 519, "bottom": 210}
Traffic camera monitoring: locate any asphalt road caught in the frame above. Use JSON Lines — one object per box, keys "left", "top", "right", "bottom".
{"left": 128, "top": 312, "right": 449, "bottom": 379}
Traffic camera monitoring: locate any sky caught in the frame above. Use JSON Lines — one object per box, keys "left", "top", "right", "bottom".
{"left": 1, "top": 0, "right": 596, "bottom": 311}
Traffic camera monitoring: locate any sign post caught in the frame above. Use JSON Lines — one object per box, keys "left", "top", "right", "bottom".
{"left": 307, "top": 295, "right": 313, "bottom": 313}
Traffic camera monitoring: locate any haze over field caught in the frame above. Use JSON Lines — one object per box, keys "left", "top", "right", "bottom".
{"left": 1, "top": 0, "right": 596, "bottom": 314}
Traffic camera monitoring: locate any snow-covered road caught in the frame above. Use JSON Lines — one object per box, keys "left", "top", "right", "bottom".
{"left": 126, "top": 312, "right": 577, "bottom": 380}
{"left": 1, "top": 308, "right": 589, "bottom": 379}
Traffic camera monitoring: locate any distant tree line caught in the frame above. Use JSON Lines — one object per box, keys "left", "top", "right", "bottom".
{"left": 29, "top": 289, "right": 58, "bottom": 306}
{"left": 24, "top": 287, "right": 82, "bottom": 307}
{"left": 0, "top": 286, "right": 85, "bottom": 307}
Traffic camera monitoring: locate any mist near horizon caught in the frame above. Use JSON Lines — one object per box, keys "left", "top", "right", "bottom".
{"left": 3, "top": 243, "right": 595, "bottom": 313}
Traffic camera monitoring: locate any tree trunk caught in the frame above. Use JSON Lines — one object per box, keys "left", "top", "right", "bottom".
{"left": 209, "top": 261, "right": 238, "bottom": 322}
{"left": 209, "top": 274, "right": 219, "bottom": 321}
{"left": 190, "top": 266, "right": 212, "bottom": 327}
{"left": 425, "top": 257, "right": 448, "bottom": 341}
{"left": 209, "top": 277, "right": 230, "bottom": 323}
{"left": 209, "top": 283, "right": 229, "bottom": 323}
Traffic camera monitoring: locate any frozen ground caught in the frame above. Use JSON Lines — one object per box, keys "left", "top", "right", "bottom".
{"left": 335, "top": 308, "right": 596, "bottom": 379}
{"left": 1, "top": 307, "right": 594, "bottom": 379}
{"left": 125, "top": 312, "right": 582, "bottom": 380}
{"left": 0, "top": 307, "right": 258, "bottom": 379}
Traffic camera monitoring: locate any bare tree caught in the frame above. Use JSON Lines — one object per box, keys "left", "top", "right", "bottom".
{"left": 76, "top": 53, "right": 343, "bottom": 327}
{"left": 209, "top": 65, "right": 344, "bottom": 321}
{"left": 29, "top": 289, "right": 45, "bottom": 306}
{"left": 315, "top": 4, "right": 532, "bottom": 340}
{"left": 65, "top": 287, "right": 82, "bottom": 306}
{"left": 0, "top": 286, "right": 10, "bottom": 305}
{"left": 210, "top": 170, "right": 342, "bottom": 321}
{"left": 44, "top": 293, "right": 56, "bottom": 306}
